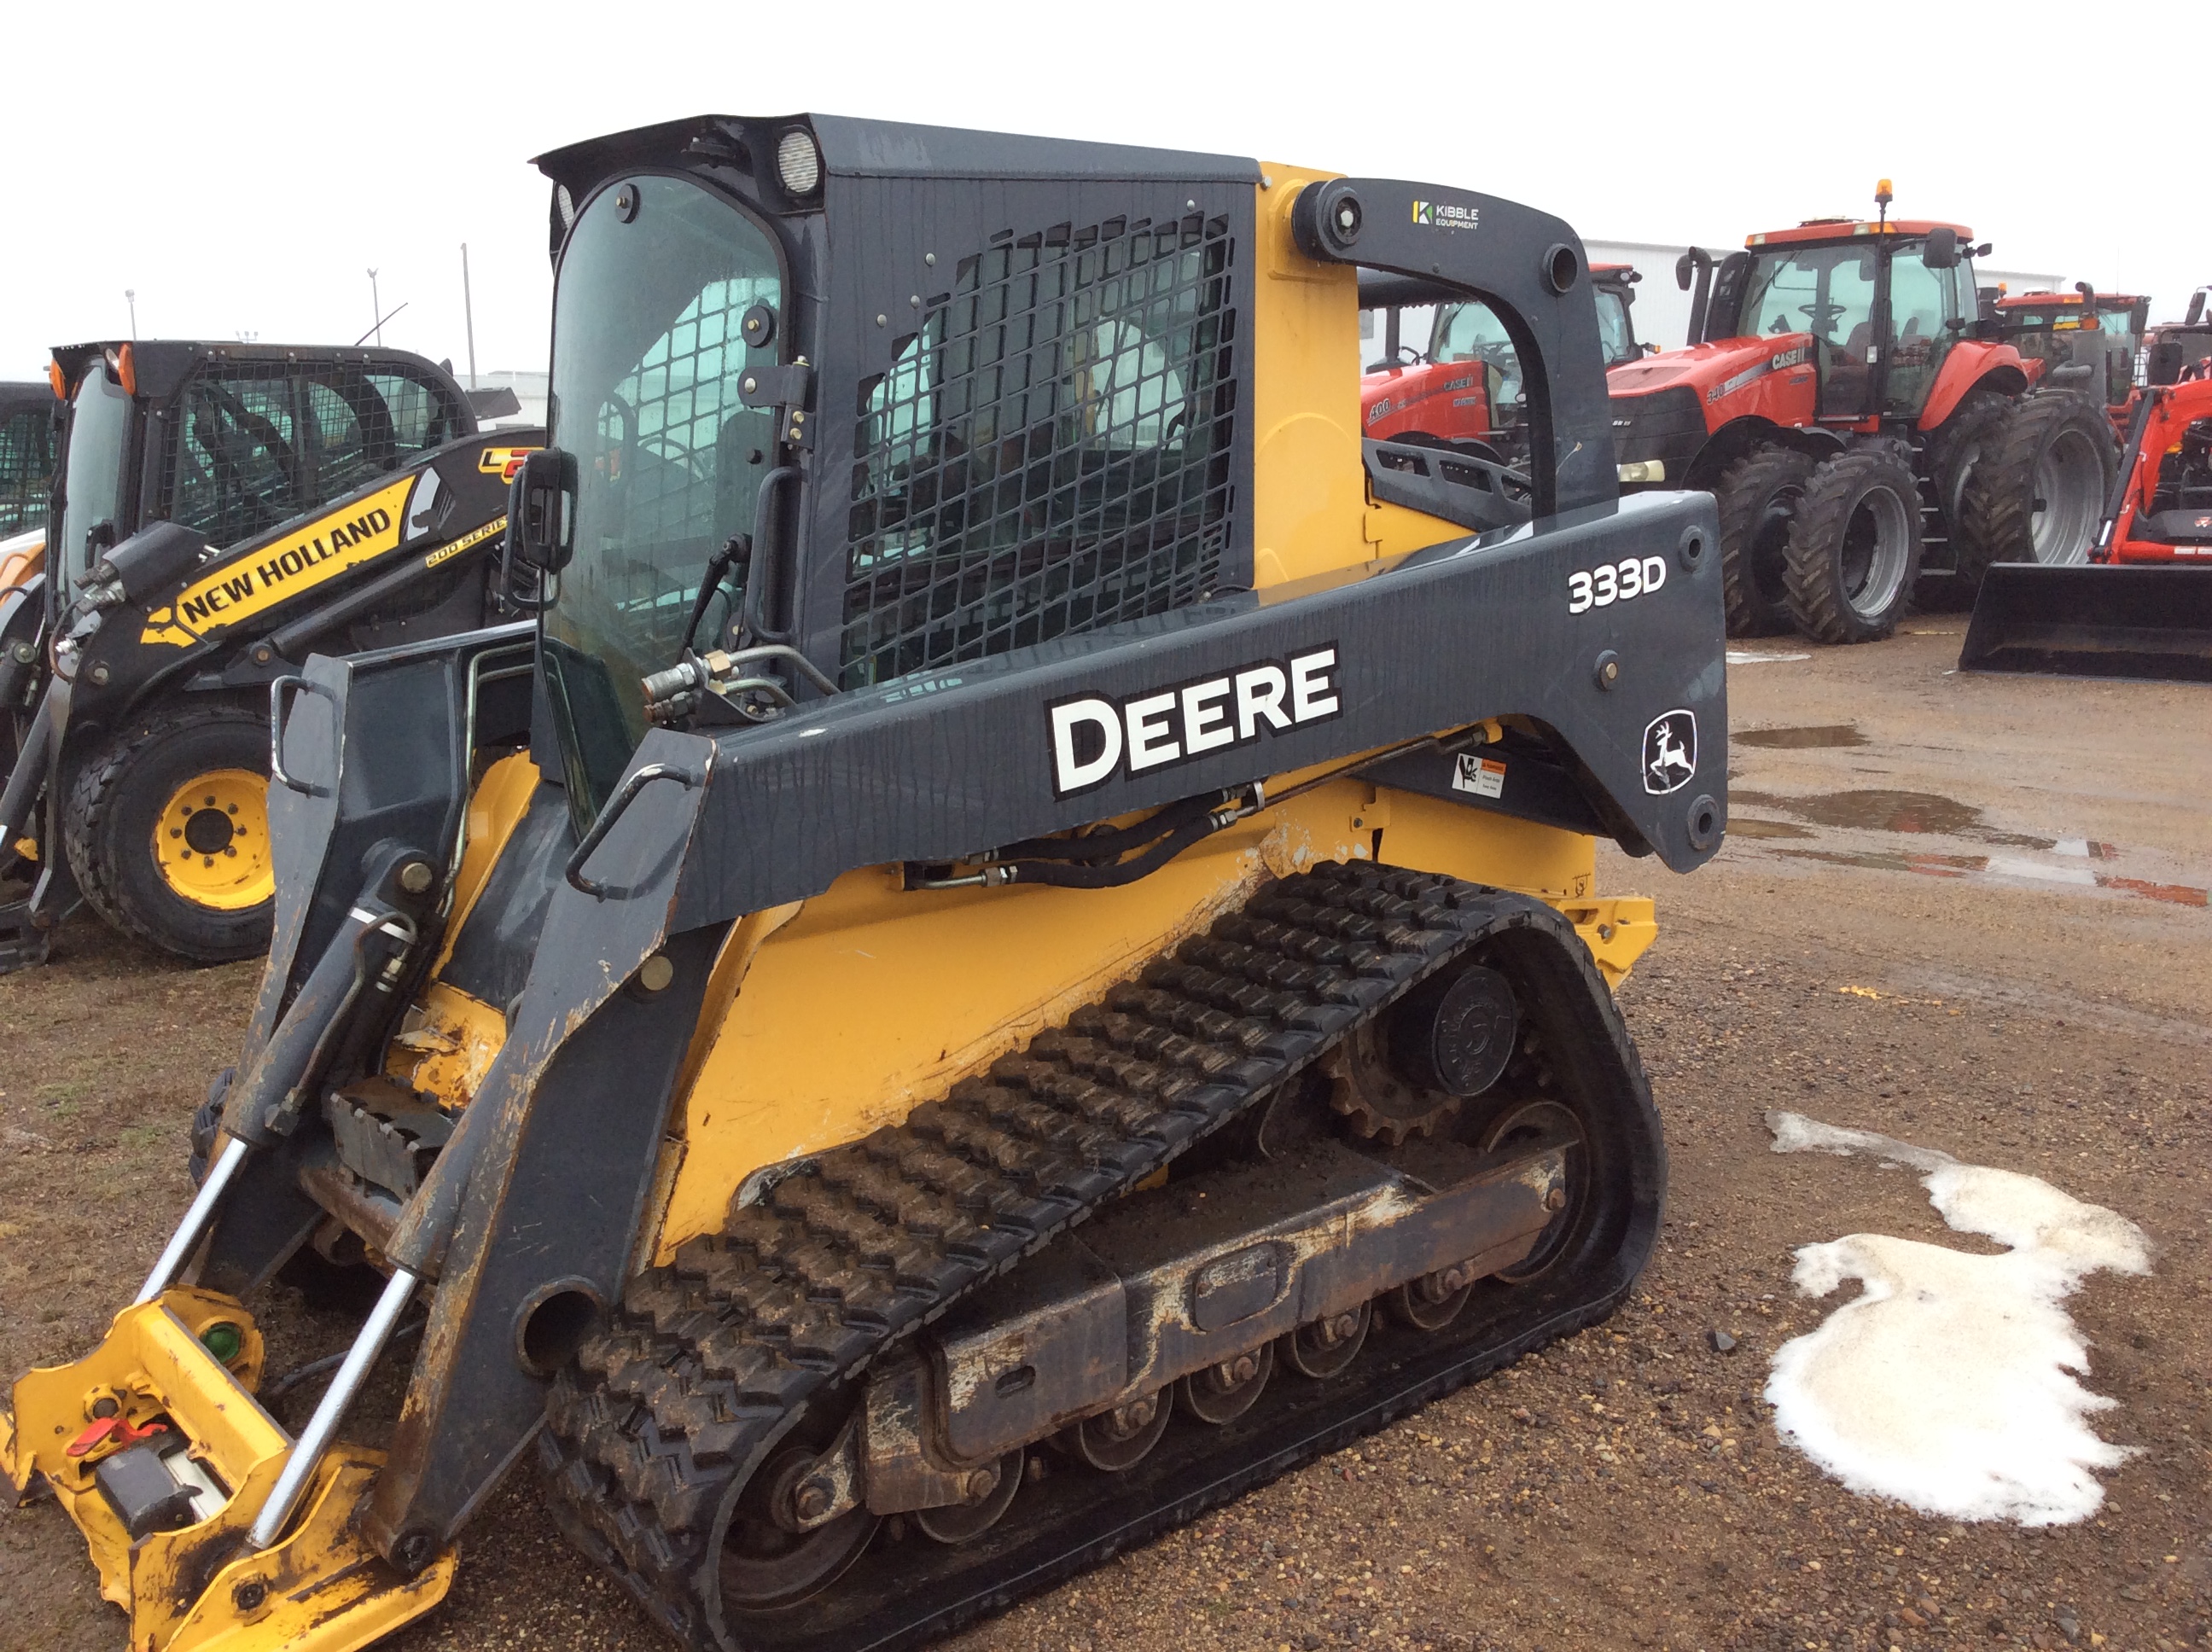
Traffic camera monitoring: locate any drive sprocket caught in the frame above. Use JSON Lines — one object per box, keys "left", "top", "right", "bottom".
{"left": 1323, "top": 1020, "right": 1461, "bottom": 1145}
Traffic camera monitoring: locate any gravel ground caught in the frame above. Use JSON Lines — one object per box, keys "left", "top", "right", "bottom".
{"left": 2, "top": 629, "right": 2207, "bottom": 1652}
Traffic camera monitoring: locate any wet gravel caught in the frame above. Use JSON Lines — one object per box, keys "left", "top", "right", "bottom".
{"left": 3, "top": 631, "right": 2208, "bottom": 1652}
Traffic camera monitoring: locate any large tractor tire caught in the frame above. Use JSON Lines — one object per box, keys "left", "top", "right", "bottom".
{"left": 63, "top": 701, "right": 276, "bottom": 963}
{"left": 1715, "top": 444, "right": 1814, "bottom": 636}
{"left": 187, "top": 1065, "right": 235, "bottom": 1186}
{"left": 1783, "top": 447, "right": 1924, "bottom": 644}
{"left": 1954, "top": 392, "right": 2119, "bottom": 586}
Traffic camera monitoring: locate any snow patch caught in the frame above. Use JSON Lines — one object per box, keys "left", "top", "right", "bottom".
{"left": 1761, "top": 1110, "right": 2150, "bottom": 1526}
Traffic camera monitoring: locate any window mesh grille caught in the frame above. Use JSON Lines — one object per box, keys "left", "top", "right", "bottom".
{"left": 841, "top": 212, "right": 1238, "bottom": 689}
{"left": 165, "top": 364, "right": 466, "bottom": 548}
{"left": 0, "top": 407, "right": 53, "bottom": 537}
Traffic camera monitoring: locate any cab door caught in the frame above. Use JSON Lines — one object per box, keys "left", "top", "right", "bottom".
{"left": 1880, "top": 245, "right": 1967, "bottom": 420}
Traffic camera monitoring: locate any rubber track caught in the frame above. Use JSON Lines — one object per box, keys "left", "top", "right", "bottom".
{"left": 538, "top": 861, "right": 1511, "bottom": 1648}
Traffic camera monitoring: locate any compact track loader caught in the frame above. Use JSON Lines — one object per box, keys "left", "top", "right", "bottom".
{"left": 3, "top": 114, "right": 1724, "bottom": 1652}
{"left": 0, "top": 340, "right": 540, "bottom": 968}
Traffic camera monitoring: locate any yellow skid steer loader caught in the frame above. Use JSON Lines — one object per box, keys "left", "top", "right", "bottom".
{"left": 0, "top": 341, "right": 540, "bottom": 969}
{"left": 3, "top": 113, "right": 1724, "bottom": 1652}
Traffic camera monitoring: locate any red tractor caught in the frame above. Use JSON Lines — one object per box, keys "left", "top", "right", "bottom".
{"left": 1610, "top": 186, "right": 2117, "bottom": 642}
{"left": 2097, "top": 360, "right": 2212, "bottom": 564}
{"left": 1960, "top": 334, "right": 2212, "bottom": 682}
{"left": 1361, "top": 264, "right": 1643, "bottom": 462}
{"left": 1991, "top": 284, "right": 2147, "bottom": 417}
{"left": 2141, "top": 286, "right": 2212, "bottom": 387}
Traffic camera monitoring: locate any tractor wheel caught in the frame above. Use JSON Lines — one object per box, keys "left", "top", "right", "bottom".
{"left": 63, "top": 701, "right": 276, "bottom": 963}
{"left": 1714, "top": 444, "right": 1813, "bottom": 636}
{"left": 1783, "top": 447, "right": 1924, "bottom": 644}
{"left": 187, "top": 1065, "right": 236, "bottom": 1186}
{"left": 1954, "top": 392, "right": 2118, "bottom": 585}
{"left": 1918, "top": 388, "right": 2015, "bottom": 602}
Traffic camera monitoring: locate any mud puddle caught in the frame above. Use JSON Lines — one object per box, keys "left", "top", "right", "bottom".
{"left": 1726, "top": 817, "right": 1814, "bottom": 840}
{"left": 1730, "top": 788, "right": 2054, "bottom": 847}
{"left": 1726, "top": 788, "right": 2207, "bottom": 906}
{"left": 1734, "top": 724, "right": 1868, "bottom": 750}
{"left": 1775, "top": 848, "right": 2208, "bottom": 907}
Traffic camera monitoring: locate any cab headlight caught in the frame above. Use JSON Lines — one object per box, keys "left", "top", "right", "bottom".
{"left": 777, "top": 129, "right": 822, "bottom": 198}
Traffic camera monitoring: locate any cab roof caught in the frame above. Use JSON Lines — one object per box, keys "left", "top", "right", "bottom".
{"left": 1994, "top": 289, "right": 2145, "bottom": 310}
{"left": 1747, "top": 218, "right": 1970, "bottom": 248}
{"left": 49, "top": 340, "right": 457, "bottom": 402}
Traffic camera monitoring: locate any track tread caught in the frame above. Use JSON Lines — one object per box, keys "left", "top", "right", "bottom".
{"left": 537, "top": 863, "right": 1515, "bottom": 1647}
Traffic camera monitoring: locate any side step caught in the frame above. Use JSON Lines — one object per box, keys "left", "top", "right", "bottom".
{"left": 1960, "top": 564, "right": 2212, "bottom": 683}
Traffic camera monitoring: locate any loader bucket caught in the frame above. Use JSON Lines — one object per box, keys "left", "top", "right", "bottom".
{"left": 1959, "top": 564, "right": 2212, "bottom": 683}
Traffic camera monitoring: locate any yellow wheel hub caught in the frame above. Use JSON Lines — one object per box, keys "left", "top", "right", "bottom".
{"left": 152, "top": 768, "right": 273, "bottom": 911}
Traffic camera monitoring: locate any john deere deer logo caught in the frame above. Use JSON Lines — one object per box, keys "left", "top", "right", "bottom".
{"left": 1642, "top": 710, "right": 1697, "bottom": 795}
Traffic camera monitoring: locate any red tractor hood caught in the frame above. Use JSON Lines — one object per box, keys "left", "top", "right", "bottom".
{"left": 1608, "top": 334, "right": 1813, "bottom": 404}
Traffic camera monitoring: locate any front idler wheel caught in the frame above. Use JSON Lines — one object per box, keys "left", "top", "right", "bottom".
{"left": 1179, "top": 1340, "right": 1275, "bottom": 1425}
{"left": 1280, "top": 1302, "right": 1371, "bottom": 1379}
{"left": 1481, "top": 1100, "right": 1589, "bottom": 1284}
{"left": 721, "top": 1445, "right": 881, "bottom": 1612}
{"left": 911, "top": 1451, "right": 1025, "bottom": 1544}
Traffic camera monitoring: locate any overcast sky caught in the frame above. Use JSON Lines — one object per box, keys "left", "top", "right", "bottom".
{"left": 3, "top": 0, "right": 2197, "bottom": 385}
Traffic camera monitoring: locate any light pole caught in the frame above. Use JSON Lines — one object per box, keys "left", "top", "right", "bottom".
{"left": 367, "top": 269, "right": 382, "bottom": 346}
{"left": 460, "top": 243, "right": 477, "bottom": 389}
{"left": 125, "top": 289, "right": 137, "bottom": 341}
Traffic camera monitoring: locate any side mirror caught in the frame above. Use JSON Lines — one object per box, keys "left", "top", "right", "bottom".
{"left": 507, "top": 448, "right": 578, "bottom": 573}
{"left": 1923, "top": 226, "right": 1960, "bottom": 270}
{"left": 2148, "top": 340, "right": 2186, "bottom": 387}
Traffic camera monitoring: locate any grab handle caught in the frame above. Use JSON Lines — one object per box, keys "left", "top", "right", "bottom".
{"left": 270, "top": 675, "right": 341, "bottom": 798}
{"left": 564, "top": 762, "right": 703, "bottom": 899}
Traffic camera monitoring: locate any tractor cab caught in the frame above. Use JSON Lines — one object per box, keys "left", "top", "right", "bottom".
{"left": 1708, "top": 217, "right": 1987, "bottom": 425}
{"left": 1359, "top": 262, "right": 1641, "bottom": 460}
{"left": 1992, "top": 287, "right": 2147, "bottom": 411}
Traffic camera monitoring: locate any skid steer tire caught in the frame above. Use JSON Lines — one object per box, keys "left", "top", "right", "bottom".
{"left": 1783, "top": 447, "right": 1924, "bottom": 645}
{"left": 1715, "top": 444, "right": 1814, "bottom": 637}
{"left": 187, "top": 1065, "right": 235, "bottom": 1187}
{"left": 1954, "top": 391, "right": 2118, "bottom": 587}
{"left": 63, "top": 701, "right": 276, "bottom": 963}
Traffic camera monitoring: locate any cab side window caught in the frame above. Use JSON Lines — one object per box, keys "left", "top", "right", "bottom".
{"left": 0, "top": 404, "right": 53, "bottom": 537}
{"left": 303, "top": 368, "right": 466, "bottom": 506}
{"left": 169, "top": 370, "right": 302, "bottom": 548}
